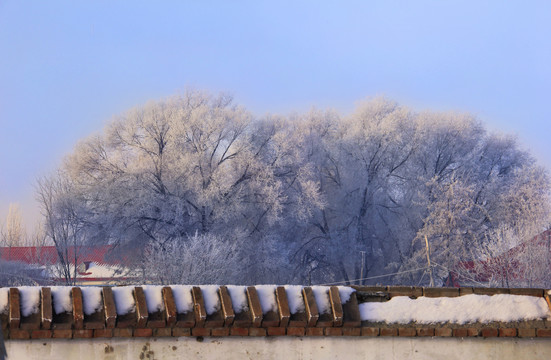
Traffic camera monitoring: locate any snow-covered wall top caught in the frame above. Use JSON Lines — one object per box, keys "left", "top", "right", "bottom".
{"left": 1, "top": 285, "right": 551, "bottom": 340}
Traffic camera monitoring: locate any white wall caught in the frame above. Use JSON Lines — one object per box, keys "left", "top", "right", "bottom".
{"left": 6, "top": 336, "right": 551, "bottom": 360}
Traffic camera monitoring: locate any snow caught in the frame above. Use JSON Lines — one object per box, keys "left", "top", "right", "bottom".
{"left": 81, "top": 287, "right": 103, "bottom": 315}
{"left": 200, "top": 285, "right": 221, "bottom": 315}
{"left": 18, "top": 286, "right": 40, "bottom": 316}
{"left": 255, "top": 285, "right": 277, "bottom": 314}
{"left": 51, "top": 286, "right": 73, "bottom": 314}
{"left": 171, "top": 285, "right": 193, "bottom": 314}
{"left": 338, "top": 286, "right": 356, "bottom": 304}
{"left": 143, "top": 285, "right": 165, "bottom": 313}
{"left": 226, "top": 285, "right": 248, "bottom": 313}
{"left": 284, "top": 285, "right": 305, "bottom": 314}
{"left": 111, "top": 286, "right": 136, "bottom": 315}
{"left": 311, "top": 286, "right": 331, "bottom": 314}
{"left": 359, "top": 294, "right": 551, "bottom": 324}
{"left": 0, "top": 288, "right": 9, "bottom": 313}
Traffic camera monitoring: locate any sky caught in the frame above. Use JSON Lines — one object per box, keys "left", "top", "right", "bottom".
{"left": 0, "top": 1, "right": 550, "bottom": 232}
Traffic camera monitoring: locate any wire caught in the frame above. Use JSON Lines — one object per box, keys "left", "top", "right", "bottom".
{"left": 315, "top": 266, "right": 430, "bottom": 286}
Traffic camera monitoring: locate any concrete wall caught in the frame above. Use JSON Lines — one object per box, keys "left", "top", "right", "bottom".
{"left": 6, "top": 337, "right": 551, "bottom": 360}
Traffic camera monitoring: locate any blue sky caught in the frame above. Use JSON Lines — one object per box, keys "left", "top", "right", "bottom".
{"left": 0, "top": 1, "right": 550, "bottom": 231}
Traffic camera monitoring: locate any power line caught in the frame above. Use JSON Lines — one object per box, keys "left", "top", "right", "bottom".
{"left": 315, "top": 266, "right": 430, "bottom": 286}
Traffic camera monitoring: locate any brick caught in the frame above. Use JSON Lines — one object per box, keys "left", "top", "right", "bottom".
{"left": 423, "top": 287, "right": 459, "bottom": 298}
{"left": 303, "top": 287, "right": 320, "bottom": 327}
{"left": 509, "top": 288, "right": 543, "bottom": 297}
{"left": 387, "top": 286, "right": 423, "bottom": 298}
{"left": 481, "top": 328, "right": 498, "bottom": 337}
{"left": 398, "top": 328, "right": 416, "bottom": 337}
{"left": 287, "top": 327, "right": 305, "bottom": 336}
{"left": 72, "top": 287, "right": 84, "bottom": 330}
{"left": 537, "top": 328, "right": 551, "bottom": 337}
{"left": 102, "top": 287, "right": 117, "bottom": 329}
{"left": 134, "top": 287, "right": 148, "bottom": 328}
{"left": 473, "top": 288, "right": 509, "bottom": 295}
{"left": 342, "top": 293, "right": 361, "bottom": 328}
{"left": 324, "top": 327, "right": 342, "bottom": 336}
{"left": 9, "top": 329, "right": 29, "bottom": 340}
{"left": 249, "top": 327, "right": 267, "bottom": 336}
{"left": 417, "top": 328, "right": 434, "bottom": 337}
{"left": 154, "top": 328, "right": 172, "bottom": 337}
{"left": 172, "top": 328, "right": 191, "bottom": 337}
{"left": 267, "top": 327, "right": 286, "bottom": 336}
{"left": 134, "top": 328, "right": 153, "bottom": 337}
{"left": 230, "top": 327, "right": 249, "bottom": 336}
{"left": 41, "top": 287, "right": 52, "bottom": 330}
{"left": 9, "top": 288, "right": 21, "bottom": 328}
{"left": 219, "top": 286, "right": 235, "bottom": 327}
{"left": 453, "top": 328, "right": 468, "bottom": 337}
{"left": 31, "top": 330, "right": 52, "bottom": 339}
{"left": 276, "top": 287, "right": 291, "bottom": 328}
{"left": 499, "top": 328, "right": 517, "bottom": 337}
{"left": 518, "top": 328, "right": 536, "bottom": 338}
{"left": 192, "top": 287, "right": 207, "bottom": 327}
{"left": 380, "top": 328, "right": 398, "bottom": 336}
{"left": 74, "top": 329, "right": 94, "bottom": 338}
{"left": 246, "top": 287, "right": 263, "bottom": 328}
{"left": 459, "top": 287, "right": 474, "bottom": 296}
{"left": 435, "top": 328, "right": 452, "bottom": 337}
{"left": 467, "top": 328, "right": 479, "bottom": 337}
{"left": 211, "top": 327, "right": 230, "bottom": 337}
{"left": 52, "top": 329, "right": 73, "bottom": 339}
{"left": 361, "top": 327, "right": 379, "bottom": 336}
{"left": 306, "top": 327, "right": 324, "bottom": 336}
{"left": 94, "top": 329, "right": 113, "bottom": 338}
{"left": 162, "top": 287, "right": 177, "bottom": 327}
{"left": 342, "top": 327, "right": 361, "bottom": 336}
{"left": 329, "top": 286, "right": 344, "bottom": 327}
{"left": 191, "top": 328, "right": 210, "bottom": 337}
{"left": 113, "top": 328, "right": 133, "bottom": 337}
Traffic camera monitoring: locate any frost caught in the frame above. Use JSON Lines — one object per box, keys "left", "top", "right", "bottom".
{"left": 226, "top": 285, "right": 248, "bottom": 313}
{"left": 19, "top": 287, "right": 40, "bottom": 316}
{"left": 338, "top": 286, "right": 356, "bottom": 304}
{"left": 112, "top": 286, "right": 135, "bottom": 315}
{"left": 200, "top": 285, "right": 221, "bottom": 315}
{"left": 81, "top": 287, "right": 103, "bottom": 315}
{"left": 143, "top": 285, "right": 165, "bottom": 313}
{"left": 171, "top": 285, "right": 193, "bottom": 314}
{"left": 284, "top": 285, "right": 305, "bottom": 314}
{"left": 359, "top": 294, "right": 551, "bottom": 324}
{"left": 51, "top": 286, "right": 73, "bottom": 314}
{"left": 311, "top": 286, "right": 331, "bottom": 314}
{"left": 255, "top": 285, "right": 277, "bottom": 314}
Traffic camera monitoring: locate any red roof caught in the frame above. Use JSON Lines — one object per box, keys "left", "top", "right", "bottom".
{"left": 0, "top": 245, "right": 119, "bottom": 266}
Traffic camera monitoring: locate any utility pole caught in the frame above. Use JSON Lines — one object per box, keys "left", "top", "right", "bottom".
{"left": 424, "top": 235, "right": 434, "bottom": 287}
{"left": 360, "top": 251, "right": 366, "bottom": 285}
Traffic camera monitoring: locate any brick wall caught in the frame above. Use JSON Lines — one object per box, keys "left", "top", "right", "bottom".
{"left": 1, "top": 285, "right": 551, "bottom": 340}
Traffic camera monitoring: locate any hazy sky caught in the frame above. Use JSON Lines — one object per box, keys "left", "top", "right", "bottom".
{"left": 0, "top": 1, "right": 550, "bottom": 231}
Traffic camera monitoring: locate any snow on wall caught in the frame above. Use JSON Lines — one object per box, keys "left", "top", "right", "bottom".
{"left": 143, "top": 285, "right": 165, "bottom": 313}
{"left": 111, "top": 286, "right": 135, "bottom": 315}
{"left": 51, "top": 286, "right": 73, "bottom": 314}
{"left": 0, "top": 287, "right": 8, "bottom": 313}
{"left": 255, "top": 285, "right": 277, "bottom": 314}
{"left": 338, "top": 286, "right": 355, "bottom": 304}
{"left": 359, "top": 294, "right": 551, "bottom": 324}
{"left": 80, "top": 287, "right": 103, "bottom": 315}
{"left": 311, "top": 286, "right": 331, "bottom": 314}
{"left": 200, "top": 285, "right": 221, "bottom": 315}
{"left": 226, "top": 285, "right": 248, "bottom": 313}
{"left": 18, "top": 286, "right": 40, "bottom": 317}
{"left": 284, "top": 285, "right": 305, "bottom": 314}
{"left": 171, "top": 285, "right": 193, "bottom": 314}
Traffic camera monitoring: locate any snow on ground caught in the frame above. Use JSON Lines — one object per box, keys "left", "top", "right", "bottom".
{"left": 284, "top": 285, "right": 305, "bottom": 314}
{"left": 111, "top": 286, "right": 135, "bottom": 315}
{"left": 359, "top": 294, "right": 551, "bottom": 324}
{"left": 80, "top": 287, "right": 103, "bottom": 315}
{"left": 338, "top": 286, "right": 355, "bottom": 304}
{"left": 200, "top": 285, "right": 221, "bottom": 315}
{"left": 0, "top": 288, "right": 8, "bottom": 313}
{"left": 255, "top": 285, "right": 277, "bottom": 314}
{"left": 18, "top": 287, "right": 40, "bottom": 316}
{"left": 226, "top": 285, "right": 248, "bottom": 313}
{"left": 142, "top": 285, "right": 165, "bottom": 313}
{"left": 51, "top": 286, "right": 73, "bottom": 314}
{"left": 171, "top": 285, "right": 193, "bottom": 314}
{"left": 311, "top": 286, "right": 331, "bottom": 314}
